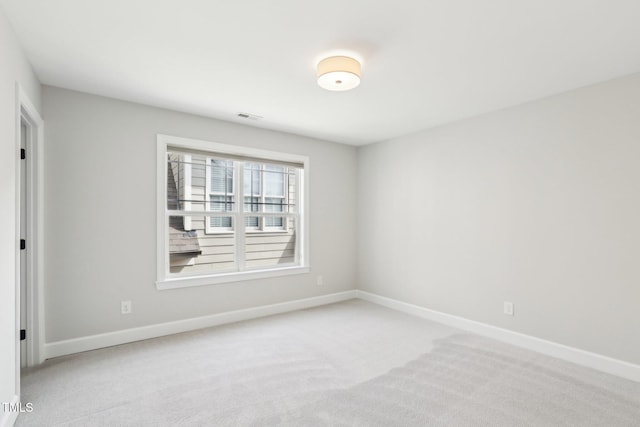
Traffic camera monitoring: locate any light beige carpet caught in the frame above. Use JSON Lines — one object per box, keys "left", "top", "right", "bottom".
{"left": 263, "top": 334, "right": 640, "bottom": 426}
{"left": 17, "top": 300, "right": 640, "bottom": 426}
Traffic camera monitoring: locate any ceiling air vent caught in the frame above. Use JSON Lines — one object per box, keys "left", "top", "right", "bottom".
{"left": 237, "top": 112, "right": 263, "bottom": 120}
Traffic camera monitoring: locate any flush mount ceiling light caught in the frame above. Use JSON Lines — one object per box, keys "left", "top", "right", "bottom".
{"left": 317, "top": 56, "right": 361, "bottom": 91}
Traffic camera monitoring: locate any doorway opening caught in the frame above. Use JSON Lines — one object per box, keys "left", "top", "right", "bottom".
{"left": 20, "top": 117, "right": 28, "bottom": 368}
{"left": 15, "top": 85, "right": 44, "bottom": 383}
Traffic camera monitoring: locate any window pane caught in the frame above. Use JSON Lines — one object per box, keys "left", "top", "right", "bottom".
{"left": 244, "top": 196, "right": 259, "bottom": 228}
{"left": 288, "top": 169, "right": 297, "bottom": 213}
{"left": 169, "top": 215, "right": 235, "bottom": 274}
{"left": 244, "top": 163, "right": 261, "bottom": 196}
{"left": 265, "top": 217, "right": 284, "bottom": 227}
{"left": 243, "top": 196, "right": 260, "bottom": 212}
{"left": 245, "top": 217, "right": 296, "bottom": 268}
{"left": 167, "top": 155, "right": 180, "bottom": 210}
{"left": 167, "top": 152, "right": 208, "bottom": 211}
{"left": 264, "top": 197, "right": 284, "bottom": 228}
{"left": 211, "top": 217, "right": 232, "bottom": 228}
{"left": 210, "top": 196, "right": 233, "bottom": 228}
{"left": 211, "top": 159, "right": 233, "bottom": 194}
{"left": 264, "top": 197, "right": 284, "bottom": 213}
{"left": 210, "top": 195, "right": 234, "bottom": 212}
{"left": 264, "top": 165, "right": 285, "bottom": 197}
{"left": 161, "top": 139, "right": 306, "bottom": 284}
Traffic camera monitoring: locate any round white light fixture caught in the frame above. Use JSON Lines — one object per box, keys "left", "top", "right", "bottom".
{"left": 317, "top": 56, "right": 361, "bottom": 91}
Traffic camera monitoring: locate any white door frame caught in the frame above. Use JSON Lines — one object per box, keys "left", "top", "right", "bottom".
{"left": 14, "top": 83, "right": 45, "bottom": 392}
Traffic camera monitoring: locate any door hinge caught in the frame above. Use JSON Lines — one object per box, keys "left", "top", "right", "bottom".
{"left": 20, "top": 329, "right": 26, "bottom": 341}
{"left": 21, "top": 148, "right": 26, "bottom": 160}
{"left": 20, "top": 239, "right": 26, "bottom": 250}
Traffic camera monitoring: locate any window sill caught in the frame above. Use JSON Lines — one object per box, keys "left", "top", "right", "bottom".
{"left": 156, "top": 265, "right": 310, "bottom": 290}
{"left": 204, "top": 230, "right": 289, "bottom": 235}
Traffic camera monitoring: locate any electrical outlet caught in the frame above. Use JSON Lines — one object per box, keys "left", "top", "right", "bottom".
{"left": 121, "top": 300, "right": 132, "bottom": 315}
{"left": 316, "top": 275, "right": 324, "bottom": 286}
{"left": 503, "top": 301, "right": 514, "bottom": 316}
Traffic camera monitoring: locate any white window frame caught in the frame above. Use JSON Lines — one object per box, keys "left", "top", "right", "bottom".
{"left": 156, "top": 134, "right": 310, "bottom": 290}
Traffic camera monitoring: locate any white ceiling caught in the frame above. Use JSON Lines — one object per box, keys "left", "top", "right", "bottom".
{"left": 3, "top": 0, "right": 640, "bottom": 146}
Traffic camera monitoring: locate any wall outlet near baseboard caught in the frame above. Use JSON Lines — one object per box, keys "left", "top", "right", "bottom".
{"left": 316, "top": 275, "right": 324, "bottom": 286}
{"left": 121, "top": 300, "right": 132, "bottom": 315}
{"left": 503, "top": 301, "right": 514, "bottom": 316}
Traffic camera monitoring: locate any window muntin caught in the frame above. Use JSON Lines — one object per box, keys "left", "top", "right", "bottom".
{"left": 161, "top": 141, "right": 305, "bottom": 284}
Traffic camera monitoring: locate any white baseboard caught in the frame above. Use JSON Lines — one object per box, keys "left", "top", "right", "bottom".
{"left": 356, "top": 290, "right": 640, "bottom": 383}
{"left": 41, "top": 288, "right": 640, "bottom": 383}
{"left": 44, "top": 290, "right": 357, "bottom": 360}
{"left": 0, "top": 395, "right": 19, "bottom": 427}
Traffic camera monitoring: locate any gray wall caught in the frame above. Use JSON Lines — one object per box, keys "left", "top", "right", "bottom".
{"left": 357, "top": 73, "right": 640, "bottom": 365}
{"left": 43, "top": 86, "right": 357, "bottom": 343}
{"left": 0, "top": 6, "right": 41, "bottom": 412}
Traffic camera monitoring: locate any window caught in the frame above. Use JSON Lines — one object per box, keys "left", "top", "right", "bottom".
{"left": 157, "top": 135, "right": 309, "bottom": 289}
{"left": 206, "top": 161, "right": 291, "bottom": 233}
{"left": 208, "top": 159, "right": 234, "bottom": 231}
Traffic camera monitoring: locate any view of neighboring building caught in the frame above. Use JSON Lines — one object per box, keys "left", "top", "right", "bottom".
{"left": 166, "top": 151, "right": 299, "bottom": 275}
